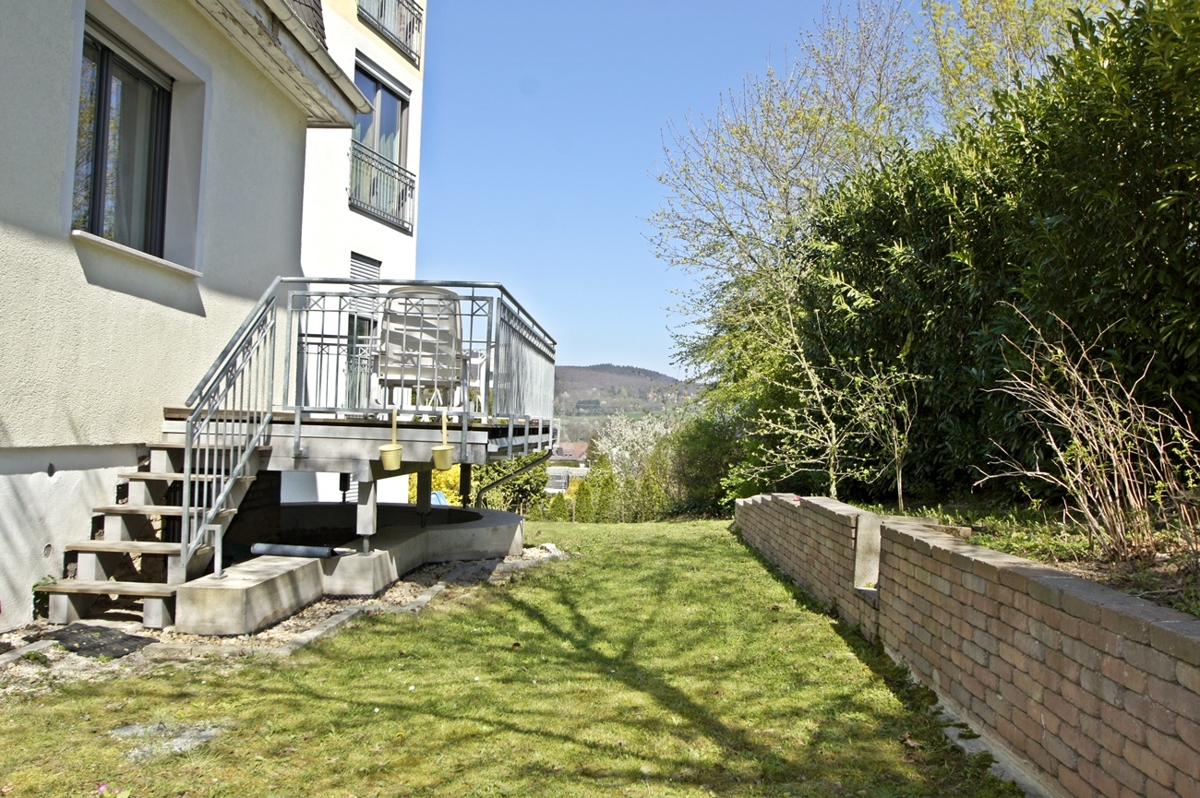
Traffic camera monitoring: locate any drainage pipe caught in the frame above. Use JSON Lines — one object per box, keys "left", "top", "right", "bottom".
{"left": 250, "top": 543, "right": 337, "bottom": 559}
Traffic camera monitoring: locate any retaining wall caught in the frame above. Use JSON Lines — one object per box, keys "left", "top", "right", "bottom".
{"left": 735, "top": 494, "right": 1200, "bottom": 798}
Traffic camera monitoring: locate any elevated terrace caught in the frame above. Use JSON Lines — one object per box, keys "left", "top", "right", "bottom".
{"left": 175, "top": 277, "right": 557, "bottom": 570}
{"left": 39, "top": 278, "right": 556, "bottom": 633}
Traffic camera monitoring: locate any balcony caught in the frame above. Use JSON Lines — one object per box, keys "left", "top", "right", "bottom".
{"left": 349, "top": 140, "right": 416, "bottom": 232}
{"left": 357, "top": 0, "right": 423, "bottom": 67}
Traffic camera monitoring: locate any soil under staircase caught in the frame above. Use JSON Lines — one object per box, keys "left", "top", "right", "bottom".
{"left": 36, "top": 427, "right": 265, "bottom": 629}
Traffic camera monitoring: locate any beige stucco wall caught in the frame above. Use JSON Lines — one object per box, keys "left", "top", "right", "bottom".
{"left": 0, "top": 0, "right": 317, "bottom": 629}
{"left": 0, "top": 0, "right": 308, "bottom": 450}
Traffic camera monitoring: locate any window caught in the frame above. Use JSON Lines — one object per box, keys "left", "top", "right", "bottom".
{"left": 353, "top": 67, "right": 408, "bottom": 167}
{"left": 347, "top": 254, "right": 381, "bottom": 409}
{"left": 72, "top": 21, "right": 172, "bottom": 257}
{"left": 349, "top": 63, "right": 415, "bottom": 231}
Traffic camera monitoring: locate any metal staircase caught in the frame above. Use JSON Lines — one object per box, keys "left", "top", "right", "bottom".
{"left": 36, "top": 286, "right": 278, "bottom": 630}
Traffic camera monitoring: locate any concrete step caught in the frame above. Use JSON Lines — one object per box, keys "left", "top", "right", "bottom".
{"left": 37, "top": 580, "right": 176, "bottom": 629}
{"left": 94, "top": 504, "right": 237, "bottom": 518}
{"left": 176, "top": 556, "right": 323, "bottom": 635}
{"left": 66, "top": 540, "right": 182, "bottom": 556}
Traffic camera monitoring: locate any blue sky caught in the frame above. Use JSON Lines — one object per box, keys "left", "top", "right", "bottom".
{"left": 414, "top": 1, "right": 819, "bottom": 377}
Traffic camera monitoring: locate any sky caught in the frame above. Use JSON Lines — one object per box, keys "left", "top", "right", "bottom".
{"left": 414, "top": 1, "right": 821, "bottom": 377}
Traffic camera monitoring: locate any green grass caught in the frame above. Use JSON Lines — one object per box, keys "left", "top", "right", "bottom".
{"left": 0, "top": 521, "right": 1020, "bottom": 797}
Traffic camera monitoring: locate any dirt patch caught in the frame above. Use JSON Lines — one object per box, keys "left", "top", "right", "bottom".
{"left": 111, "top": 721, "right": 222, "bottom": 761}
{"left": 0, "top": 545, "right": 562, "bottom": 697}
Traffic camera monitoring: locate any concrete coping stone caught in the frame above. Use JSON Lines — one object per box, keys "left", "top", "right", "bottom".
{"left": 1149, "top": 619, "right": 1200, "bottom": 667}
{"left": 797, "top": 495, "right": 872, "bottom": 522}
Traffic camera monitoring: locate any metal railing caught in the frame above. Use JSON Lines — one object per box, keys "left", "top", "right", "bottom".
{"left": 349, "top": 140, "right": 416, "bottom": 232}
{"left": 282, "top": 279, "right": 555, "bottom": 436}
{"left": 357, "top": 0, "right": 423, "bottom": 66}
{"left": 180, "top": 278, "right": 554, "bottom": 573}
{"left": 181, "top": 278, "right": 278, "bottom": 576}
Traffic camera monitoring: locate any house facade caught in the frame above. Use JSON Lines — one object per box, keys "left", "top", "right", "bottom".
{"left": 300, "top": 0, "right": 423, "bottom": 283}
{"left": 286, "top": 0, "right": 426, "bottom": 505}
{"left": 0, "top": 0, "right": 366, "bottom": 631}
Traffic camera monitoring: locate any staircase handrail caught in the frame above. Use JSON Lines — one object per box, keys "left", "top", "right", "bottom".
{"left": 186, "top": 277, "right": 283, "bottom": 407}
{"left": 181, "top": 281, "right": 279, "bottom": 575}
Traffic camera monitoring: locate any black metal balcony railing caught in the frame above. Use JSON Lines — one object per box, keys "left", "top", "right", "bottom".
{"left": 349, "top": 140, "right": 416, "bottom": 232}
{"left": 358, "top": 0, "right": 423, "bottom": 66}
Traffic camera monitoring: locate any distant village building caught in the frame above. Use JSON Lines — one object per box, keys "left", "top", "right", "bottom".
{"left": 550, "top": 442, "right": 588, "bottom": 465}
{"left": 546, "top": 442, "right": 589, "bottom": 493}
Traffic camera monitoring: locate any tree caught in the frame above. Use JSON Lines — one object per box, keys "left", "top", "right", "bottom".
{"left": 921, "top": 0, "right": 1093, "bottom": 129}
{"left": 473, "top": 452, "right": 549, "bottom": 514}
{"left": 667, "top": 405, "right": 746, "bottom": 513}
{"left": 651, "top": 0, "right": 926, "bottom": 389}
{"left": 592, "top": 415, "right": 675, "bottom": 521}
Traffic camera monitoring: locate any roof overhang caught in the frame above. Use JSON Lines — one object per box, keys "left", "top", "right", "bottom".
{"left": 192, "top": 0, "right": 371, "bottom": 128}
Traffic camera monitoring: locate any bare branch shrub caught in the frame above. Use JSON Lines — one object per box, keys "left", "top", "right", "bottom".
{"left": 981, "top": 309, "right": 1200, "bottom": 560}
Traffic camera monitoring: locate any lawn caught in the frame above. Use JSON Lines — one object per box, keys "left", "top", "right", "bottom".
{"left": 0, "top": 521, "right": 1021, "bottom": 797}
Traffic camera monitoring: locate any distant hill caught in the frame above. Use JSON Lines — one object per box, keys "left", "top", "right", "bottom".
{"left": 554, "top": 364, "right": 700, "bottom": 417}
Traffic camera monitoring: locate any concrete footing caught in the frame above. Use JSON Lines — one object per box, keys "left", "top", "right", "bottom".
{"left": 176, "top": 556, "right": 324, "bottom": 636}
{"left": 175, "top": 505, "right": 524, "bottom": 635}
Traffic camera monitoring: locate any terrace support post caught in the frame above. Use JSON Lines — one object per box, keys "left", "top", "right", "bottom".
{"left": 416, "top": 469, "right": 432, "bottom": 517}
{"left": 459, "top": 463, "right": 472, "bottom": 507}
{"left": 356, "top": 478, "right": 377, "bottom": 554}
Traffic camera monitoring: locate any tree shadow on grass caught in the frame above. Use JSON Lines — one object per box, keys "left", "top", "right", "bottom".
{"left": 14, "top": 524, "right": 1023, "bottom": 797}
{"left": 729, "top": 528, "right": 1023, "bottom": 797}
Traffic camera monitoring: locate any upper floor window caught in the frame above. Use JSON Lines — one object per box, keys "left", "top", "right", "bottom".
{"left": 349, "top": 62, "right": 415, "bottom": 232}
{"left": 72, "top": 23, "right": 172, "bottom": 257}
{"left": 353, "top": 67, "right": 408, "bottom": 167}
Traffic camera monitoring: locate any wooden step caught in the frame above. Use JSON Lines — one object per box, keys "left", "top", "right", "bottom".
{"left": 35, "top": 580, "right": 176, "bottom": 598}
{"left": 117, "top": 472, "right": 256, "bottom": 484}
{"left": 94, "top": 504, "right": 236, "bottom": 518}
{"left": 163, "top": 406, "right": 294, "bottom": 423}
{"left": 66, "top": 541, "right": 182, "bottom": 556}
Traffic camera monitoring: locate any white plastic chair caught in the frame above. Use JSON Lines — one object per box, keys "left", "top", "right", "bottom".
{"left": 379, "top": 286, "right": 462, "bottom": 411}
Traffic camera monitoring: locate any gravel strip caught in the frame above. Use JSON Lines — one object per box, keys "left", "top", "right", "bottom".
{"left": 0, "top": 545, "right": 563, "bottom": 695}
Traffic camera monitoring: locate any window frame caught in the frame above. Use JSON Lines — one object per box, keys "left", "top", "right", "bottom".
{"left": 352, "top": 56, "right": 410, "bottom": 168}
{"left": 73, "top": 18, "right": 173, "bottom": 258}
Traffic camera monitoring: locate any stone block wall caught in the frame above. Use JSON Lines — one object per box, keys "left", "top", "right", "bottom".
{"left": 735, "top": 494, "right": 1200, "bottom": 798}
{"left": 736, "top": 494, "right": 882, "bottom": 637}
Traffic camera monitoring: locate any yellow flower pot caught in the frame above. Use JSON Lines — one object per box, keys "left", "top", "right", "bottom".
{"left": 379, "top": 443, "right": 403, "bottom": 471}
{"left": 431, "top": 444, "right": 454, "bottom": 471}
{"left": 380, "top": 407, "right": 402, "bottom": 470}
